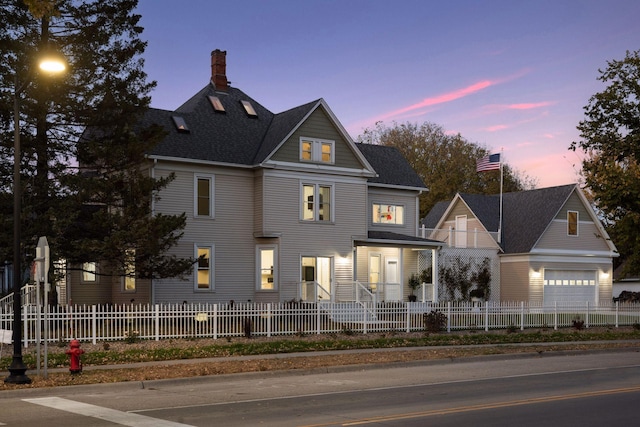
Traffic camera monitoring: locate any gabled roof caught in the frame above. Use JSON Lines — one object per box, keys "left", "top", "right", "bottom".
{"left": 422, "top": 184, "right": 605, "bottom": 254}
{"left": 356, "top": 143, "right": 427, "bottom": 190}
{"left": 500, "top": 184, "right": 576, "bottom": 253}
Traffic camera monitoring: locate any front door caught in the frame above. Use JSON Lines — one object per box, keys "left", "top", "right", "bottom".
{"left": 302, "top": 256, "right": 332, "bottom": 300}
{"left": 385, "top": 258, "right": 401, "bottom": 301}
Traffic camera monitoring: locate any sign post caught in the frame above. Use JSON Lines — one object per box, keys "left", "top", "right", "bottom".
{"left": 35, "top": 237, "right": 50, "bottom": 378}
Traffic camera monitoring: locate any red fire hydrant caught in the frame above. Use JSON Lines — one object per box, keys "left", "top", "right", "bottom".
{"left": 65, "top": 339, "right": 85, "bottom": 374}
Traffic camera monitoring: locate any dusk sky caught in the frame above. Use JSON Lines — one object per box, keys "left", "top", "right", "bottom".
{"left": 135, "top": 0, "right": 640, "bottom": 188}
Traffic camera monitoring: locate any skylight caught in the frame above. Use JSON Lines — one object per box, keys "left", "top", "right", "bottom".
{"left": 241, "top": 100, "right": 257, "bottom": 117}
{"left": 208, "top": 96, "right": 225, "bottom": 112}
{"left": 171, "top": 115, "right": 190, "bottom": 133}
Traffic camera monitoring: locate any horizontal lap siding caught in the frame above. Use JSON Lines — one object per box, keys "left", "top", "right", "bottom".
{"left": 536, "top": 221, "right": 610, "bottom": 252}
{"left": 446, "top": 202, "right": 475, "bottom": 221}
{"left": 368, "top": 188, "right": 420, "bottom": 236}
{"left": 271, "top": 109, "right": 363, "bottom": 170}
{"left": 263, "top": 173, "right": 367, "bottom": 301}
{"left": 554, "top": 192, "right": 593, "bottom": 220}
{"left": 153, "top": 165, "right": 255, "bottom": 304}
{"left": 500, "top": 260, "right": 530, "bottom": 302}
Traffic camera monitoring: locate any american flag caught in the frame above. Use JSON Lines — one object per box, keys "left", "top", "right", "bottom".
{"left": 476, "top": 153, "right": 501, "bottom": 172}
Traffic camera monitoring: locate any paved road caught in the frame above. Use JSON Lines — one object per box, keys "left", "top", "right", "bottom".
{"left": 1, "top": 348, "right": 639, "bottom": 426}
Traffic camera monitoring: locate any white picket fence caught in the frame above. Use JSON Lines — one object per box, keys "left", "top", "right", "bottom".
{"left": 1, "top": 301, "right": 640, "bottom": 347}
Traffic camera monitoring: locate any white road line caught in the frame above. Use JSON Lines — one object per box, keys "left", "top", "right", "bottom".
{"left": 23, "top": 397, "right": 194, "bottom": 427}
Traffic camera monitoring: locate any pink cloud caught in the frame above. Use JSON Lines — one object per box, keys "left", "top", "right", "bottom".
{"left": 373, "top": 79, "right": 495, "bottom": 122}
{"left": 484, "top": 124, "right": 508, "bottom": 132}
{"left": 507, "top": 101, "right": 554, "bottom": 110}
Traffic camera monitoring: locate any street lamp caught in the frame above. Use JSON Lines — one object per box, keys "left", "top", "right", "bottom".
{"left": 4, "top": 54, "right": 66, "bottom": 385}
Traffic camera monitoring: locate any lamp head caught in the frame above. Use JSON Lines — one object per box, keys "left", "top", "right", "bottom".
{"left": 39, "top": 55, "right": 66, "bottom": 74}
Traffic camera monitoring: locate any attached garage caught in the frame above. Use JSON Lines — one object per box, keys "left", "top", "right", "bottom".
{"left": 543, "top": 269, "right": 597, "bottom": 304}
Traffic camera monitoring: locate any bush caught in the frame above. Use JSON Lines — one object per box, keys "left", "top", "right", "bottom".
{"left": 423, "top": 310, "right": 447, "bottom": 333}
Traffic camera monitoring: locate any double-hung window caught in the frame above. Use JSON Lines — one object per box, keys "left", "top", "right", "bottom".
{"left": 257, "top": 246, "right": 277, "bottom": 291}
{"left": 195, "top": 175, "right": 214, "bottom": 217}
{"left": 302, "top": 183, "right": 332, "bottom": 222}
{"left": 300, "top": 138, "right": 334, "bottom": 164}
{"left": 195, "top": 245, "right": 214, "bottom": 290}
{"left": 82, "top": 262, "right": 97, "bottom": 283}
{"left": 372, "top": 203, "right": 404, "bottom": 225}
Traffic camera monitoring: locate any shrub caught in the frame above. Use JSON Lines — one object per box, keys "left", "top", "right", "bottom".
{"left": 423, "top": 310, "right": 447, "bottom": 333}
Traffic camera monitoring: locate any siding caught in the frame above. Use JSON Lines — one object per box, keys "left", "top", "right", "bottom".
{"left": 153, "top": 163, "right": 256, "bottom": 304}
{"left": 500, "top": 260, "right": 530, "bottom": 302}
{"left": 368, "top": 188, "right": 420, "bottom": 236}
{"left": 67, "top": 268, "right": 110, "bottom": 305}
{"left": 554, "top": 192, "right": 592, "bottom": 220}
{"left": 535, "top": 221, "right": 611, "bottom": 252}
{"left": 445, "top": 201, "right": 476, "bottom": 221}
{"left": 262, "top": 172, "right": 367, "bottom": 301}
{"left": 270, "top": 108, "right": 363, "bottom": 170}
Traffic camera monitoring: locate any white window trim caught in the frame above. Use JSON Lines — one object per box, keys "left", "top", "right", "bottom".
{"left": 300, "top": 182, "right": 334, "bottom": 222}
{"left": 81, "top": 262, "right": 97, "bottom": 284}
{"left": 567, "top": 210, "right": 579, "bottom": 237}
{"left": 194, "top": 175, "right": 215, "bottom": 218}
{"left": 299, "top": 137, "right": 335, "bottom": 164}
{"left": 256, "top": 245, "right": 278, "bottom": 291}
{"left": 194, "top": 244, "right": 215, "bottom": 291}
{"left": 372, "top": 202, "right": 405, "bottom": 226}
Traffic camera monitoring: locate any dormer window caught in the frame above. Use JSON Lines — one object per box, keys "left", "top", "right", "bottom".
{"left": 300, "top": 137, "right": 334, "bottom": 164}
{"left": 241, "top": 100, "right": 257, "bottom": 117}
{"left": 208, "top": 96, "right": 225, "bottom": 113}
{"left": 172, "top": 115, "right": 190, "bottom": 133}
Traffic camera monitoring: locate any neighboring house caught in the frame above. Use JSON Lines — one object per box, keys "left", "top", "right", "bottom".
{"left": 422, "top": 184, "right": 618, "bottom": 304}
{"left": 64, "top": 49, "right": 442, "bottom": 306}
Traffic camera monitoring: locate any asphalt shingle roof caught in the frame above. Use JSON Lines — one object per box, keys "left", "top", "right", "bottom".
{"left": 422, "top": 184, "right": 578, "bottom": 254}
{"left": 355, "top": 143, "right": 427, "bottom": 189}
{"left": 140, "top": 85, "right": 423, "bottom": 189}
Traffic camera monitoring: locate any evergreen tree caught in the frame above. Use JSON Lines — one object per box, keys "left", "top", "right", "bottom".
{"left": 0, "top": 0, "right": 193, "bottom": 287}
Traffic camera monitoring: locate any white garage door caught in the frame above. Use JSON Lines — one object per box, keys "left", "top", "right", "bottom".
{"left": 543, "top": 270, "right": 596, "bottom": 304}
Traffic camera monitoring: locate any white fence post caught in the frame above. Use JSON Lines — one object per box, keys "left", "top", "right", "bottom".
{"left": 92, "top": 305, "right": 97, "bottom": 345}
{"left": 586, "top": 301, "right": 590, "bottom": 328}
{"left": 447, "top": 302, "right": 451, "bottom": 332}
{"left": 484, "top": 302, "right": 489, "bottom": 331}
{"left": 154, "top": 304, "right": 160, "bottom": 341}
{"left": 213, "top": 304, "right": 218, "bottom": 339}
{"left": 520, "top": 301, "right": 525, "bottom": 331}
{"left": 554, "top": 302, "right": 558, "bottom": 330}
{"left": 316, "top": 303, "right": 321, "bottom": 335}
{"left": 406, "top": 303, "right": 410, "bottom": 333}
{"left": 267, "top": 303, "right": 272, "bottom": 338}
{"left": 22, "top": 305, "right": 28, "bottom": 348}
{"left": 615, "top": 301, "right": 619, "bottom": 328}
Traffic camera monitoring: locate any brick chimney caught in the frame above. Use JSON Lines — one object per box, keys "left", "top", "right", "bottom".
{"left": 210, "top": 49, "right": 228, "bottom": 91}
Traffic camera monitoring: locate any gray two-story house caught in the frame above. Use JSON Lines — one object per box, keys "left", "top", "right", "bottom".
{"left": 64, "top": 49, "right": 442, "bottom": 306}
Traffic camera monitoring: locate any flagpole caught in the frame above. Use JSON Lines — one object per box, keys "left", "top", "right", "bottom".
{"left": 498, "top": 150, "right": 503, "bottom": 243}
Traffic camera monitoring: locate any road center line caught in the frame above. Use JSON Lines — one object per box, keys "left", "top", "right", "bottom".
{"left": 337, "top": 385, "right": 640, "bottom": 426}
{"left": 22, "top": 397, "right": 194, "bottom": 427}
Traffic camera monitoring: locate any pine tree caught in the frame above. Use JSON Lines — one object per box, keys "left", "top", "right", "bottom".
{"left": 0, "top": 0, "right": 193, "bottom": 291}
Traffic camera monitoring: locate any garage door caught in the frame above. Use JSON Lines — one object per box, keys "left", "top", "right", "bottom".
{"left": 543, "top": 270, "right": 596, "bottom": 304}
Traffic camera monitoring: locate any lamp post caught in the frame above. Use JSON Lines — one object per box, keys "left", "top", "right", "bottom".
{"left": 4, "top": 55, "right": 66, "bottom": 385}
